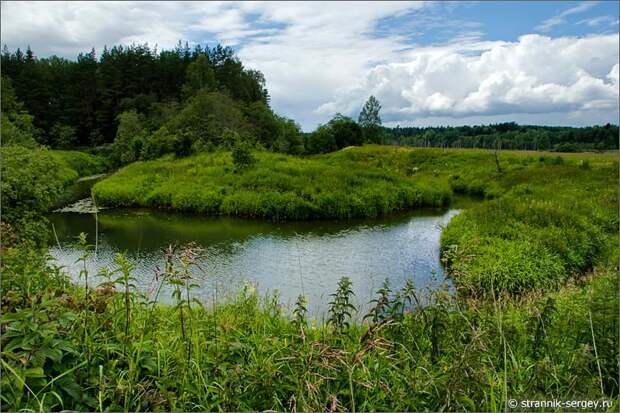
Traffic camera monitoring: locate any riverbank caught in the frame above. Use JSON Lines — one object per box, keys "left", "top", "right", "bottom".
{"left": 2, "top": 145, "right": 618, "bottom": 411}
{"left": 1, "top": 245, "right": 617, "bottom": 411}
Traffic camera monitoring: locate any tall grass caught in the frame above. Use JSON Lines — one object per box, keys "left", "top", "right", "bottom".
{"left": 1, "top": 245, "right": 617, "bottom": 411}
{"left": 50, "top": 150, "right": 111, "bottom": 177}
{"left": 92, "top": 149, "right": 452, "bottom": 220}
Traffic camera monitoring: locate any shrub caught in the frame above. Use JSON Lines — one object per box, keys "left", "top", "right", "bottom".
{"left": 50, "top": 124, "right": 77, "bottom": 149}
{"left": 113, "top": 110, "right": 147, "bottom": 165}
{"left": 1, "top": 146, "right": 77, "bottom": 245}
{"left": 231, "top": 140, "right": 256, "bottom": 171}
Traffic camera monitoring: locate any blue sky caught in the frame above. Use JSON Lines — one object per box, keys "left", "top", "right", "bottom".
{"left": 409, "top": 1, "right": 619, "bottom": 42}
{"left": 1, "top": 1, "right": 619, "bottom": 130}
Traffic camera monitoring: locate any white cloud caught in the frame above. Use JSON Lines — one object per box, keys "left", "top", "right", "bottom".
{"left": 0, "top": 1, "right": 427, "bottom": 128}
{"left": 536, "top": 1, "right": 599, "bottom": 32}
{"left": 320, "top": 34, "right": 619, "bottom": 125}
{"left": 577, "top": 15, "right": 619, "bottom": 27}
{"left": 233, "top": 2, "right": 426, "bottom": 128}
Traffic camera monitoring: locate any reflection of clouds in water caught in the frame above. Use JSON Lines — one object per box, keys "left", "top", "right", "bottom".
{"left": 49, "top": 209, "right": 460, "bottom": 318}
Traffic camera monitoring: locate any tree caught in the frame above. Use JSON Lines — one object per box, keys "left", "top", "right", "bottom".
{"left": 304, "top": 114, "right": 362, "bottom": 154}
{"left": 17, "top": 46, "right": 52, "bottom": 133}
{"left": 113, "top": 110, "right": 146, "bottom": 164}
{"left": 358, "top": 95, "right": 383, "bottom": 144}
{"left": 182, "top": 55, "right": 215, "bottom": 98}
{"left": 49, "top": 124, "right": 77, "bottom": 148}
{"left": 1, "top": 112, "right": 38, "bottom": 148}
{"left": 328, "top": 114, "right": 363, "bottom": 148}
{"left": 244, "top": 101, "right": 280, "bottom": 149}
{"left": 274, "top": 116, "right": 304, "bottom": 154}
{"left": 1, "top": 76, "right": 38, "bottom": 147}
{"left": 68, "top": 49, "right": 98, "bottom": 144}
{"left": 306, "top": 125, "right": 337, "bottom": 154}
{"left": 1, "top": 43, "right": 270, "bottom": 148}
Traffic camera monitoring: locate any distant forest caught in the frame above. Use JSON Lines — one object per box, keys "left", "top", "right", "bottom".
{"left": 383, "top": 123, "right": 619, "bottom": 152}
{"left": 1, "top": 43, "right": 618, "bottom": 155}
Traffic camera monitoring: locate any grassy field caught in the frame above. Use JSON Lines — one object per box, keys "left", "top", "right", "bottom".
{"left": 2, "top": 145, "right": 618, "bottom": 411}
{"left": 92, "top": 149, "right": 452, "bottom": 220}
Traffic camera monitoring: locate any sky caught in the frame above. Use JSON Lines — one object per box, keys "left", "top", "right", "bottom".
{"left": 1, "top": 1, "right": 619, "bottom": 130}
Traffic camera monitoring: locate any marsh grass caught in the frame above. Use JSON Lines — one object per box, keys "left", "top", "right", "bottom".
{"left": 1, "top": 245, "right": 617, "bottom": 411}
{"left": 92, "top": 148, "right": 452, "bottom": 220}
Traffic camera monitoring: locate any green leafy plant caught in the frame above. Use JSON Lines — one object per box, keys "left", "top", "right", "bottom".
{"left": 327, "top": 277, "right": 356, "bottom": 334}
{"left": 364, "top": 279, "right": 392, "bottom": 324}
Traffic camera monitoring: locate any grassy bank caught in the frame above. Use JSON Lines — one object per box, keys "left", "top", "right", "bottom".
{"left": 92, "top": 149, "right": 452, "bottom": 220}
{"left": 2, "top": 145, "right": 618, "bottom": 411}
{"left": 93, "top": 146, "right": 619, "bottom": 296}
{"left": 1, "top": 245, "right": 617, "bottom": 411}
{"left": 50, "top": 150, "right": 112, "bottom": 178}
{"left": 0, "top": 146, "right": 110, "bottom": 246}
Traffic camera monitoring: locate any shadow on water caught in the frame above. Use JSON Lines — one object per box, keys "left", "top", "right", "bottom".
{"left": 48, "top": 204, "right": 465, "bottom": 318}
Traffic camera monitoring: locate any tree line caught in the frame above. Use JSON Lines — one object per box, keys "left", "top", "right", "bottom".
{"left": 1, "top": 44, "right": 387, "bottom": 161}
{"left": 1, "top": 43, "right": 268, "bottom": 147}
{"left": 383, "top": 122, "right": 619, "bottom": 152}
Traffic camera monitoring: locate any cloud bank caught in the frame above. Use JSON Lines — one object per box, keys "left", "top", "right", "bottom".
{"left": 319, "top": 34, "right": 619, "bottom": 126}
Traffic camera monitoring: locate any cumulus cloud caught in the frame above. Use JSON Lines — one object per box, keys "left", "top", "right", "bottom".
{"left": 233, "top": 2, "right": 425, "bottom": 128}
{"left": 1, "top": 1, "right": 194, "bottom": 54}
{"left": 1, "top": 1, "right": 426, "bottom": 128}
{"left": 320, "top": 34, "right": 619, "bottom": 125}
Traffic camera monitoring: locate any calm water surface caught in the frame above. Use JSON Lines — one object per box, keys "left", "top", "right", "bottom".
{"left": 48, "top": 207, "right": 460, "bottom": 318}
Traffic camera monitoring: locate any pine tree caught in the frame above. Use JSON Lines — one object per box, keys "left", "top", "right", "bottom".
{"left": 358, "top": 95, "right": 383, "bottom": 144}
{"left": 358, "top": 95, "right": 382, "bottom": 127}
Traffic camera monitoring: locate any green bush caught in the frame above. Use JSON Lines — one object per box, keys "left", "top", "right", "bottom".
{"left": 231, "top": 140, "right": 256, "bottom": 171}
{"left": 0, "top": 147, "right": 109, "bottom": 246}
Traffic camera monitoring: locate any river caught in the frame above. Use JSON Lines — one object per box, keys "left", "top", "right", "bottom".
{"left": 48, "top": 205, "right": 461, "bottom": 318}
